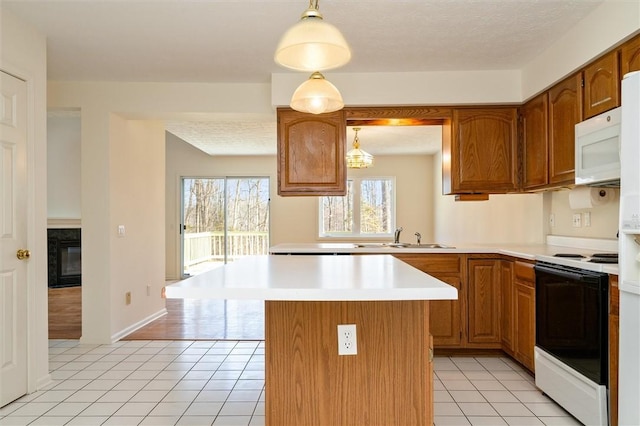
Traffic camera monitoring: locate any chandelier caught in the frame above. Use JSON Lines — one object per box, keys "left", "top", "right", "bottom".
{"left": 346, "top": 127, "right": 374, "bottom": 169}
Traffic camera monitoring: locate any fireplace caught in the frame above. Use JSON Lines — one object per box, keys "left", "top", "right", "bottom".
{"left": 47, "top": 228, "right": 81, "bottom": 288}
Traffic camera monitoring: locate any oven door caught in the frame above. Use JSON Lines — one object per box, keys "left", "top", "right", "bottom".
{"left": 534, "top": 262, "right": 608, "bottom": 385}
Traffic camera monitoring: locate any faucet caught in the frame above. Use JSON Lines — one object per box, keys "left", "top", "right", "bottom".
{"left": 414, "top": 232, "right": 421, "bottom": 245}
{"left": 394, "top": 227, "right": 403, "bottom": 244}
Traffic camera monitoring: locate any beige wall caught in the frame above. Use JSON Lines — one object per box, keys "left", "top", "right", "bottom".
{"left": 109, "top": 117, "right": 166, "bottom": 338}
{"left": 166, "top": 133, "right": 434, "bottom": 279}
{"left": 47, "top": 114, "right": 81, "bottom": 219}
{"left": 1, "top": 6, "right": 50, "bottom": 390}
{"left": 432, "top": 153, "right": 545, "bottom": 245}
{"left": 547, "top": 189, "right": 619, "bottom": 240}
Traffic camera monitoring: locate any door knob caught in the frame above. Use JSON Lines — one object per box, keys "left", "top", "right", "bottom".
{"left": 16, "top": 249, "right": 31, "bottom": 260}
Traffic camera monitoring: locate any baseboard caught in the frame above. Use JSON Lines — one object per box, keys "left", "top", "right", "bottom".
{"left": 110, "top": 308, "right": 168, "bottom": 343}
{"left": 36, "top": 373, "right": 52, "bottom": 391}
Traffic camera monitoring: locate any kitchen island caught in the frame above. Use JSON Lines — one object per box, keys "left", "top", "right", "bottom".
{"left": 164, "top": 254, "right": 457, "bottom": 425}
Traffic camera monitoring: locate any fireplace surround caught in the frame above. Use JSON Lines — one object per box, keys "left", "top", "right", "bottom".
{"left": 47, "top": 228, "right": 81, "bottom": 288}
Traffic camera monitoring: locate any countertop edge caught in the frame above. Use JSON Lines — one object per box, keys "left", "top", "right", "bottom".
{"left": 269, "top": 243, "right": 619, "bottom": 275}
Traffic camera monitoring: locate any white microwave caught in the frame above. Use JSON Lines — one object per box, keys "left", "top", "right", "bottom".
{"left": 575, "top": 107, "right": 621, "bottom": 186}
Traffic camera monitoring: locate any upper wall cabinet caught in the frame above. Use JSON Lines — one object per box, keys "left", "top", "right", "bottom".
{"left": 520, "top": 93, "right": 549, "bottom": 190}
{"left": 444, "top": 108, "right": 518, "bottom": 194}
{"left": 621, "top": 35, "right": 640, "bottom": 76}
{"left": 583, "top": 50, "right": 621, "bottom": 119}
{"left": 277, "top": 108, "right": 346, "bottom": 196}
{"left": 548, "top": 73, "right": 583, "bottom": 186}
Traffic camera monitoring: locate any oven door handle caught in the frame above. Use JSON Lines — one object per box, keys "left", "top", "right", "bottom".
{"left": 534, "top": 264, "right": 589, "bottom": 282}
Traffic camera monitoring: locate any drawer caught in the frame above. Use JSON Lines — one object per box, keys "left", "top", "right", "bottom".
{"left": 394, "top": 254, "right": 461, "bottom": 274}
{"left": 514, "top": 261, "right": 535, "bottom": 283}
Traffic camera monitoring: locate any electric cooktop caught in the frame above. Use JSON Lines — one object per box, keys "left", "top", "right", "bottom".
{"left": 553, "top": 253, "right": 618, "bottom": 264}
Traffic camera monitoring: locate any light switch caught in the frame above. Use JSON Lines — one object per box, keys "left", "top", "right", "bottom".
{"left": 118, "top": 225, "right": 126, "bottom": 237}
{"left": 572, "top": 214, "right": 581, "bottom": 228}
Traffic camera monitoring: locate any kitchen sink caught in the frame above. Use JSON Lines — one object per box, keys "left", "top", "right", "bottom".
{"left": 408, "top": 243, "right": 456, "bottom": 249}
{"left": 353, "top": 242, "right": 455, "bottom": 249}
{"left": 353, "top": 243, "right": 399, "bottom": 248}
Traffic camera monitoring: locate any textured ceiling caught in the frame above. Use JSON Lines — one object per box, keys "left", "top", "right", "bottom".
{"left": 7, "top": 0, "right": 604, "bottom": 155}
{"left": 166, "top": 118, "right": 442, "bottom": 156}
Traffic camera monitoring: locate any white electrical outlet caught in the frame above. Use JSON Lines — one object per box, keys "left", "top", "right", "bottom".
{"left": 572, "top": 213, "right": 582, "bottom": 228}
{"left": 549, "top": 213, "right": 555, "bottom": 228}
{"left": 583, "top": 212, "right": 591, "bottom": 227}
{"left": 146, "top": 284, "right": 151, "bottom": 296}
{"left": 337, "top": 324, "right": 357, "bottom": 356}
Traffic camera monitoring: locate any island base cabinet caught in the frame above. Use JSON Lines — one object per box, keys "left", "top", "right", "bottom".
{"left": 265, "top": 300, "right": 432, "bottom": 426}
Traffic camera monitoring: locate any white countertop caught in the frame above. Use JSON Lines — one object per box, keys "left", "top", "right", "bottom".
{"left": 164, "top": 254, "right": 459, "bottom": 301}
{"left": 269, "top": 237, "right": 619, "bottom": 275}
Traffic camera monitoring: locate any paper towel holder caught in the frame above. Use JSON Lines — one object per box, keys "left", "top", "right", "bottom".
{"left": 568, "top": 186, "right": 618, "bottom": 210}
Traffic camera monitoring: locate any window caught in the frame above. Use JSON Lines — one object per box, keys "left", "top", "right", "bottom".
{"left": 319, "top": 177, "right": 395, "bottom": 238}
{"left": 182, "top": 177, "right": 269, "bottom": 277}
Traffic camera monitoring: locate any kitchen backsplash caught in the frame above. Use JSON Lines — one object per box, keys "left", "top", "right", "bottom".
{"left": 547, "top": 189, "right": 619, "bottom": 240}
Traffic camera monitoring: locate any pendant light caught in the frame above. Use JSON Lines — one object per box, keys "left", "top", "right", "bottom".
{"left": 290, "top": 72, "right": 344, "bottom": 115}
{"left": 346, "top": 127, "right": 374, "bottom": 169}
{"left": 274, "top": 0, "right": 351, "bottom": 72}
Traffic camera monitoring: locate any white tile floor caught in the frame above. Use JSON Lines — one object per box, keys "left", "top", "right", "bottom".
{"left": 0, "top": 340, "right": 583, "bottom": 426}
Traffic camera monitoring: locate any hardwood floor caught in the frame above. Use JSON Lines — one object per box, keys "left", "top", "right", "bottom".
{"left": 48, "top": 286, "right": 82, "bottom": 339}
{"left": 122, "top": 298, "right": 265, "bottom": 340}
{"left": 48, "top": 285, "right": 265, "bottom": 340}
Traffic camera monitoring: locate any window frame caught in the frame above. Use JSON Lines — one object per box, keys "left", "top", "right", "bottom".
{"left": 318, "top": 176, "right": 396, "bottom": 239}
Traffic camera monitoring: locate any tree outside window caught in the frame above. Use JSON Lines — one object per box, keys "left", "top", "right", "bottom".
{"left": 320, "top": 178, "right": 395, "bottom": 238}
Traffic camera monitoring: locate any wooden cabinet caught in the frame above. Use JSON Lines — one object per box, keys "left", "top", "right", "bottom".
{"left": 499, "top": 259, "right": 535, "bottom": 371}
{"left": 520, "top": 93, "right": 549, "bottom": 190}
{"left": 583, "top": 50, "right": 621, "bottom": 119}
{"left": 621, "top": 35, "right": 640, "bottom": 76}
{"left": 467, "top": 258, "right": 501, "bottom": 347}
{"left": 445, "top": 108, "right": 518, "bottom": 194}
{"left": 276, "top": 108, "right": 346, "bottom": 196}
{"left": 609, "top": 275, "right": 619, "bottom": 426}
{"left": 266, "top": 300, "right": 432, "bottom": 425}
{"left": 428, "top": 334, "right": 434, "bottom": 426}
{"left": 500, "top": 260, "right": 515, "bottom": 354}
{"left": 513, "top": 261, "right": 535, "bottom": 371}
{"left": 548, "top": 73, "right": 583, "bottom": 186}
{"left": 394, "top": 254, "right": 464, "bottom": 347}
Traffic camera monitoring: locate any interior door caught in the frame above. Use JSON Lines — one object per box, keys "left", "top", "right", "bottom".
{"left": 0, "top": 71, "right": 29, "bottom": 406}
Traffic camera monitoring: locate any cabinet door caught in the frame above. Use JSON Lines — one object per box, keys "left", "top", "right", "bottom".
{"left": 393, "top": 254, "right": 464, "bottom": 348}
{"left": 583, "top": 51, "right": 621, "bottom": 119}
{"left": 548, "top": 73, "right": 583, "bottom": 185}
{"left": 500, "top": 260, "right": 515, "bottom": 354}
{"left": 621, "top": 35, "right": 640, "bottom": 76}
{"left": 449, "top": 108, "right": 518, "bottom": 194}
{"left": 520, "top": 93, "right": 549, "bottom": 190}
{"left": 514, "top": 280, "right": 535, "bottom": 371}
{"left": 467, "top": 259, "right": 501, "bottom": 346}
{"left": 429, "top": 275, "right": 463, "bottom": 347}
{"left": 277, "top": 108, "right": 346, "bottom": 196}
